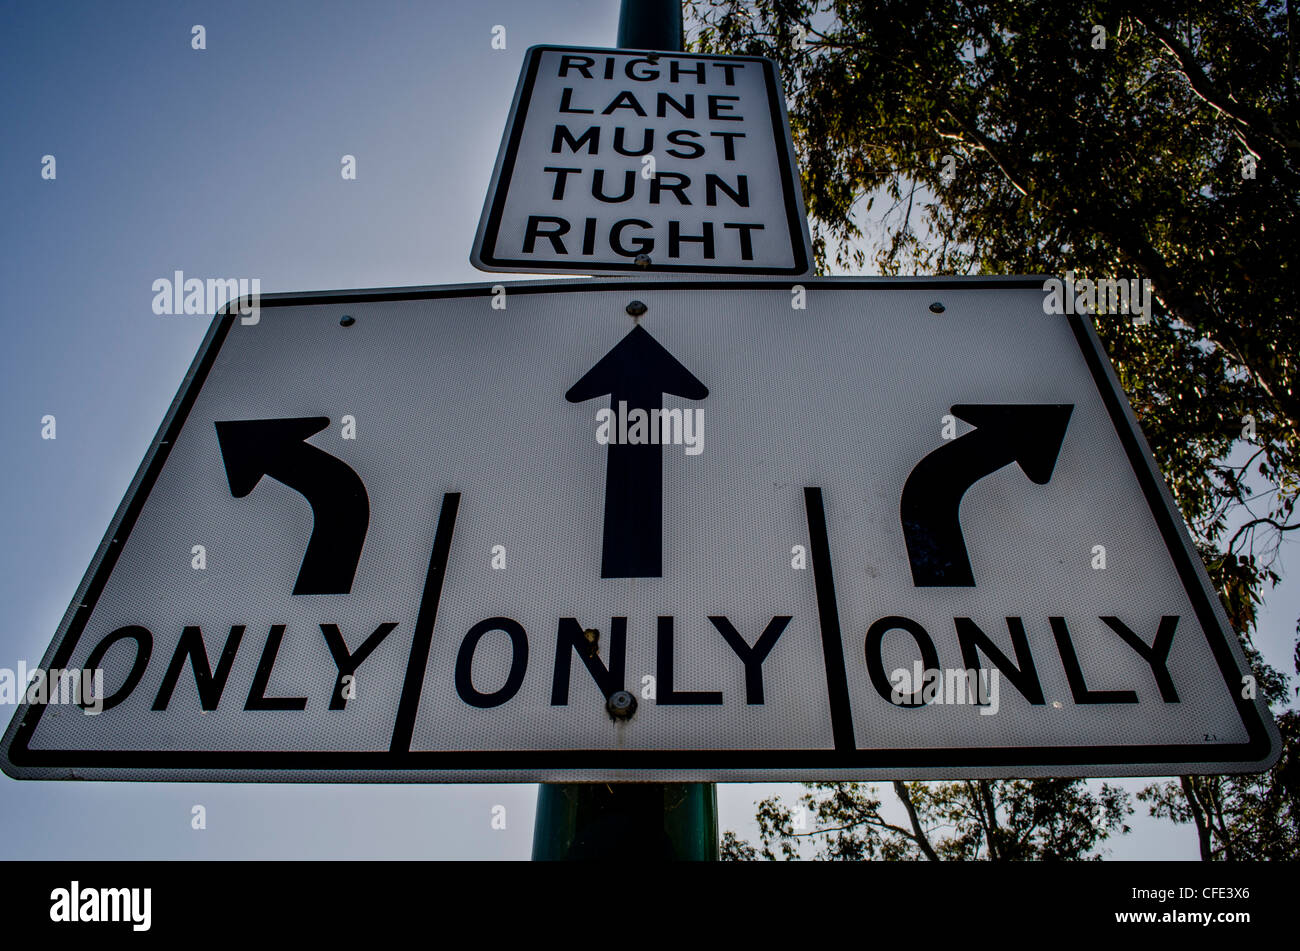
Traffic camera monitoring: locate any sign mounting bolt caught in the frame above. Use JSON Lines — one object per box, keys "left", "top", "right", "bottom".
{"left": 634, "top": 254, "right": 652, "bottom": 269}
{"left": 606, "top": 690, "right": 637, "bottom": 720}
{"left": 928, "top": 302, "right": 946, "bottom": 314}
{"left": 626, "top": 300, "right": 648, "bottom": 318}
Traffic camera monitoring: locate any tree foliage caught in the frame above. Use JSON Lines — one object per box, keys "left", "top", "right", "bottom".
{"left": 721, "top": 779, "right": 1132, "bottom": 860}
{"left": 690, "top": 0, "right": 1299, "bottom": 859}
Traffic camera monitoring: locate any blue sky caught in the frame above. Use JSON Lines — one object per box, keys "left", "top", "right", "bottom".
{"left": 1, "top": 0, "right": 1294, "bottom": 860}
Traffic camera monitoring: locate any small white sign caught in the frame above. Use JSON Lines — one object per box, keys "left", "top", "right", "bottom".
{"left": 472, "top": 46, "right": 813, "bottom": 275}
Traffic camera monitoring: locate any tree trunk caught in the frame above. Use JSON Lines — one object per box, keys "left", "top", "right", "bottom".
{"left": 1180, "top": 775, "right": 1214, "bottom": 860}
{"left": 892, "top": 781, "right": 941, "bottom": 861}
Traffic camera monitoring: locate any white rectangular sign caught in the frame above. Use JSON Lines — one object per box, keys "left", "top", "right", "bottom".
{"left": 471, "top": 46, "right": 813, "bottom": 275}
{"left": 2, "top": 279, "right": 1278, "bottom": 782}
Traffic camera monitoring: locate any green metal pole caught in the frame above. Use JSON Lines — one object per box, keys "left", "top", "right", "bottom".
{"left": 616, "top": 0, "right": 683, "bottom": 51}
{"left": 532, "top": 783, "right": 718, "bottom": 860}
{"left": 532, "top": 0, "right": 718, "bottom": 862}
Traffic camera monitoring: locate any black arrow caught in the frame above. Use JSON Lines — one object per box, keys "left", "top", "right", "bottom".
{"left": 214, "top": 417, "right": 370, "bottom": 595}
{"left": 566, "top": 324, "right": 708, "bottom": 578}
{"left": 900, "top": 404, "right": 1073, "bottom": 586}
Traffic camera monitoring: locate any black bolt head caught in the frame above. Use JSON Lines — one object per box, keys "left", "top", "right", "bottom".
{"left": 606, "top": 690, "right": 637, "bottom": 720}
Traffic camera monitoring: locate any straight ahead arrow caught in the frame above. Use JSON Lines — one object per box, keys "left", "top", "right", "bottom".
{"left": 900, "top": 404, "right": 1073, "bottom": 587}
{"left": 214, "top": 417, "right": 370, "bottom": 595}
{"left": 566, "top": 324, "right": 708, "bottom": 578}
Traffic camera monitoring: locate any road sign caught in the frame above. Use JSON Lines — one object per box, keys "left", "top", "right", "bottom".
{"left": 471, "top": 45, "right": 812, "bottom": 276}
{"left": 2, "top": 278, "right": 1278, "bottom": 782}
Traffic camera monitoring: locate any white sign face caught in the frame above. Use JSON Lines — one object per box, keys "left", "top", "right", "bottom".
{"left": 471, "top": 46, "right": 813, "bottom": 276}
{"left": 2, "top": 279, "right": 1278, "bottom": 783}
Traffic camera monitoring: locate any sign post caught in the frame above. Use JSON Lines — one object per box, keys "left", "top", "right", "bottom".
{"left": 532, "top": 0, "right": 721, "bottom": 863}
{"left": 616, "top": 0, "right": 683, "bottom": 50}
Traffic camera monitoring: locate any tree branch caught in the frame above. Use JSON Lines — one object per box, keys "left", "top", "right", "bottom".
{"left": 1229, "top": 517, "right": 1300, "bottom": 553}
{"left": 939, "top": 104, "right": 1030, "bottom": 197}
{"left": 1180, "top": 775, "right": 1215, "bottom": 860}
{"left": 1133, "top": 11, "right": 1300, "bottom": 182}
{"left": 893, "top": 781, "right": 941, "bottom": 861}
{"left": 979, "top": 780, "right": 1005, "bottom": 859}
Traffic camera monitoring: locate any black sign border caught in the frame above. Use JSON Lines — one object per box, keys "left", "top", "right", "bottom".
{"left": 3, "top": 278, "right": 1278, "bottom": 780}
{"left": 473, "top": 45, "right": 813, "bottom": 276}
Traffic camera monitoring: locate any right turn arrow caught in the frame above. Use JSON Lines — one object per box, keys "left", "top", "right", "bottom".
{"left": 900, "top": 404, "right": 1073, "bottom": 587}
{"left": 215, "top": 417, "right": 370, "bottom": 595}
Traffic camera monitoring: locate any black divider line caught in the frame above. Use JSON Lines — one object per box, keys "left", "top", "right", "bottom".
{"left": 804, "top": 486, "right": 856, "bottom": 751}
{"left": 389, "top": 492, "right": 460, "bottom": 754}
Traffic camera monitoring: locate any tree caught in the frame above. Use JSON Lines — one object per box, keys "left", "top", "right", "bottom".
{"left": 691, "top": 0, "right": 1298, "bottom": 859}
{"left": 721, "top": 779, "right": 1132, "bottom": 860}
